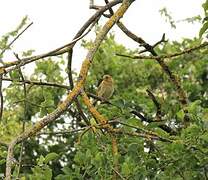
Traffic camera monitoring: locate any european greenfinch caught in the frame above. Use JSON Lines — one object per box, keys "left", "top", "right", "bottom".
{"left": 93, "top": 74, "right": 114, "bottom": 105}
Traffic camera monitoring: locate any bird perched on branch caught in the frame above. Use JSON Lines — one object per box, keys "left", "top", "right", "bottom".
{"left": 93, "top": 74, "right": 114, "bottom": 106}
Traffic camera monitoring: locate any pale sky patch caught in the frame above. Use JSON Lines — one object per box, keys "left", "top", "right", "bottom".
{"left": 0, "top": 0, "right": 204, "bottom": 72}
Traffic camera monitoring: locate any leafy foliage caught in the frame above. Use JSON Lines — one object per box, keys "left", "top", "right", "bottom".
{"left": 199, "top": 0, "right": 208, "bottom": 37}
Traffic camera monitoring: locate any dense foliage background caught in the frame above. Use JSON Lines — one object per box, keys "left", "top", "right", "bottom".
{"left": 1, "top": 1, "right": 208, "bottom": 179}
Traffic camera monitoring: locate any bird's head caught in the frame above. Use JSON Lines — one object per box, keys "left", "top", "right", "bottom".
{"left": 103, "top": 74, "right": 113, "bottom": 82}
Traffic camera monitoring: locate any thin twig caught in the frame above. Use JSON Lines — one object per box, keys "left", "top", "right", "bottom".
{"left": 38, "top": 127, "right": 86, "bottom": 136}
{"left": 0, "top": 22, "right": 33, "bottom": 60}
{"left": 67, "top": 48, "right": 82, "bottom": 127}
{"left": 152, "top": 33, "right": 167, "bottom": 48}
{"left": 0, "top": 75, "right": 3, "bottom": 121}
{"left": 2, "top": 77, "right": 69, "bottom": 89}
{"left": 112, "top": 168, "right": 126, "bottom": 180}
{"left": 14, "top": 53, "right": 27, "bottom": 179}
{"left": 111, "top": 128, "right": 172, "bottom": 143}
{"left": 104, "top": 0, "right": 115, "bottom": 15}
{"left": 116, "top": 41, "right": 208, "bottom": 60}
{"left": 67, "top": 49, "right": 90, "bottom": 126}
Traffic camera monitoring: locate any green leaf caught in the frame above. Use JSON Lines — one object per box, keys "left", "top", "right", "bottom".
{"left": 61, "top": 167, "right": 72, "bottom": 175}
{"left": 22, "top": 49, "right": 35, "bottom": 57}
{"left": 44, "top": 152, "right": 59, "bottom": 164}
{"left": 1, "top": 151, "right": 7, "bottom": 158}
{"left": 128, "top": 143, "right": 140, "bottom": 154}
{"left": 187, "top": 100, "right": 201, "bottom": 114}
{"left": 44, "top": 167, "right": 52, "bottom": 180}
{"left": 37, "top": 155, "right": 45, "bottom": 166}
{"left": 154, "top": 127, "right": 169, "bottom": 137}
{"left": 127, "top": 118, "right": 144, "bottom": 129}
{"left": 93, "top": 152, "right": 103, "bottom": 166}
{"left": 200, "top": 133, "right": 208, "bottom": 143}
{"left": 121, "top": 162, "right": 131, "bottom": 176}
{"left": 176, "top": 109, "right": 185, "bottom": 121}
{"left": 146, "top": 121, "right": 164, "bottom": 129}
{"left": 202, "top": 0, "right": 208, "bottom": 12}
{"left": 199, "top": 21, "right": 208, "bottom": 37}
{"left": 0, "top": 159, "right": 6, "bottom": 165}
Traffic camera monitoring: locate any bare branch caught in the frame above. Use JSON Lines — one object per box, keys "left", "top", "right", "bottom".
{"left": 116, "top": 41, "right": 208, "bottom": 60}
{"left": 112, "top": 168, "right": 126, "bottom": 180}
{"left": 110, "top": 128, "right": 172, "bottom": 143}
{"left": 2, "top": 77, "right": 69, "bottom": 89}
{"left": 67, "top": 48, "right": 90, "bottom": 126}
{"left": 152, "top": 33, "right": 167, "bottom": 48}
{"left": 0, "top": 22, "right": 33, "bottom": 64}
{"left": 13, "top": 53, "right": 27, "bottom": 178}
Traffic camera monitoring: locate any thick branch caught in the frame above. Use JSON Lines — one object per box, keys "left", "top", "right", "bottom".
{"left": 5, "top": 1, "right": 133, "bottom": 179}
{"left": 81, "top": 91, "right": 109, "bottom": 125}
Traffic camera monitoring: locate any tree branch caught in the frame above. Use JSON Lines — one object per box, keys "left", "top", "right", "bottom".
{"left": 115, "top": 21, "right": 189, "bottom": 126}
{"left": 0, "top": 22, "right": 33, "bottom": 64}
{"left": 116, "top": 41, "right": 208, "bottom": 60}
{"left": 0, "top": 75, "right": 3, "bottom": 121}
{"left": 67, "top": 48, "right": 90, "bottom": 126}
{"left": 146, "top": 89, "right": 162, "bottom": 121}
{"left": 2, "top": 77, "right": 69, "bottom": 89}
{"left": 5, "top": 1, "right": 133, "bottom": 178}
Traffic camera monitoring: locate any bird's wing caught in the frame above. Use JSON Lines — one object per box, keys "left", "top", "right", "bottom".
{"left": 97, "top": 81, "right": 104, "bottom": 96}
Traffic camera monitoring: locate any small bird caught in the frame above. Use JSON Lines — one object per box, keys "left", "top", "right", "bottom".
{"left": 93, "top": 74, "right": 114, "bottom": 105}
